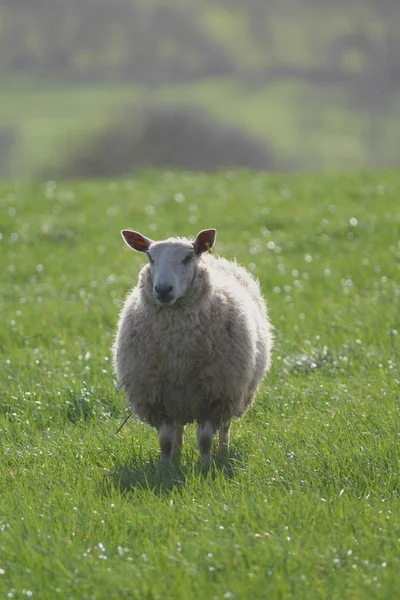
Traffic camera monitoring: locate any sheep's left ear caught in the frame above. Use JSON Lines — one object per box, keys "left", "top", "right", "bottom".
{"left": 121, "top": 230, "right": 153, "bottom": 253}
{"left": 193, "top": 229, "right": 217, "bottom": 255}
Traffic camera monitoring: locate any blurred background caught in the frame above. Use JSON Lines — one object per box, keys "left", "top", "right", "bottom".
{"left": 0, "top": 0, "right": 399, "bottom": 179}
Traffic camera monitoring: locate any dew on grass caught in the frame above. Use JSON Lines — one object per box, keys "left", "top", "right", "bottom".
{"left": 249, "top": 244, "right": 261, "bottom": 255}
{"left": 277, "top": 264, "right": 286, "bottom": 275}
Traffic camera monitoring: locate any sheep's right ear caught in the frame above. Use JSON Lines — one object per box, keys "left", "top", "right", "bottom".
{"left": 193, "top": 229, "right": 217, "bottom": 255}
{"left": 121, "top": 230, "right": 153, "bottom": 253}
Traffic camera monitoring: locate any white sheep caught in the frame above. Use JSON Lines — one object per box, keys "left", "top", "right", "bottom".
{"left": 113, "top": 228, "right": 273, "bottom": 468}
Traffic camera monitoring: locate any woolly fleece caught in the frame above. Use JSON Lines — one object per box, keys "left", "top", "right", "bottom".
{"left": 113, "top": 251, "right": 273, "bottom": 429}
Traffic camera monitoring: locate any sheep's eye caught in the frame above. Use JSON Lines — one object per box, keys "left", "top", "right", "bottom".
{"left": 182, "top": 254, "right": 193, "bottom": 265}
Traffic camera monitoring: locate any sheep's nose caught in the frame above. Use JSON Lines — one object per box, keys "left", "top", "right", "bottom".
{"left": 154, "top": 284, "right": 173, "bottom": 300}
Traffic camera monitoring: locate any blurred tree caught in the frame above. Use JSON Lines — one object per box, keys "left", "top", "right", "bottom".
{"left": 0, "top": 0, "right": 235, "bottom": 82}
{"left": 0, "top": 0, "right": 399, "bottom": 93}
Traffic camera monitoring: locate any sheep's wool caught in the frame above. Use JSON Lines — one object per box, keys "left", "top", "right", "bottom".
{"left": 113, "top": 253, "right": 273, "bottom": 428}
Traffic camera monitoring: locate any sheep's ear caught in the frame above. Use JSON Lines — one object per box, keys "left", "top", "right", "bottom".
{"left": 193, "top": 229, "right": 217, "bottom": 255}
{"left": 121, "top": 230, "right": 153, "bottom": 253}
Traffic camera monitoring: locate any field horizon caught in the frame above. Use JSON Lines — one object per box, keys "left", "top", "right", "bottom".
{"left": 1, "top": 170, "right": 399, "bottom": 599}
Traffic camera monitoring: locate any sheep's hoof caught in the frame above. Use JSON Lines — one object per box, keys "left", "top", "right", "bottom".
{"left": 160, "top": 455, "right": 172, "bottom": 468}
{"left": 201, "top": 454, "right": 212, "bottom": 470}
{"left": 173, "top": 445, "right": 183, "bottom": 458}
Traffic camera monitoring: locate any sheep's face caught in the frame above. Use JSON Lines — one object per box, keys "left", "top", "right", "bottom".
{"left": 147, "top": 241, "right": 197, "bottom": 307}
{"left": 121, "top": 228, "right": 216, "bottom": 308}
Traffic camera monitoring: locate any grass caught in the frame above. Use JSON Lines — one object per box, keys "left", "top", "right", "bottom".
{"left": 0, "top": 171, "right": 399, "bottom": 599}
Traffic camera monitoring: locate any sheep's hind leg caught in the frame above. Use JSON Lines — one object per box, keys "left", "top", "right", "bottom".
{"left": 197, "top": 421, "right": 214, "bottom": 470}
{"left": 174, "top": 424, "right": 184, "bottom": 454}
{"left": 218, "top": 420, "right": 231, "bottom": 455}
{"left": 158, "top": 422, "right": 175, "bottom": 466}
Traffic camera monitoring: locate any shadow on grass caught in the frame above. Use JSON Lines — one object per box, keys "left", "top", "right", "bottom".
{"left": 105, "top": 445, "right": 246, "bottom": 496}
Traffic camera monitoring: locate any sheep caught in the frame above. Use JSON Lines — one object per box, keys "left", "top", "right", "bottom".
{"left": 113, "top": 228, "right": 273, "bottom": 468}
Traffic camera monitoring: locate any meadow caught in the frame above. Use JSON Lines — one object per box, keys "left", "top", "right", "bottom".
{"left": 0, "top": 171, "right": 399, "bottom": 599}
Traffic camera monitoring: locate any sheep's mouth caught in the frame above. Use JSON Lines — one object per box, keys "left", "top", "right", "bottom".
{"left": 155, "top": 298, "right": 177, "bottom": 308}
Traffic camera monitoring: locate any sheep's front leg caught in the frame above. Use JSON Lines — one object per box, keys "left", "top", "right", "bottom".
{"left": 218, "top": 420, "right": 231, "bottom": 455}
{"left": 158, "top": 422, "right": 175, "bottom": 466}
{"left": 197, "top": 421, "right": 214, "bottom": 470}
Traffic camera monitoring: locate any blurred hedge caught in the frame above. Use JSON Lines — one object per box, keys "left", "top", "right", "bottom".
{"left": 44, "top": 105, "right": 277, "bottom": 179}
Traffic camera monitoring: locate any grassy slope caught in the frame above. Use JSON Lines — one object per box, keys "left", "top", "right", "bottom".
{"left": 2, "top": 78, "right": 399, "bottom": 177}
{"left": 0, "top": 171, "right": 399, "bottom": 599}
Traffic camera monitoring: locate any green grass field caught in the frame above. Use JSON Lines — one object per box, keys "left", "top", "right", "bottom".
{"left": 1, "top": 171, "right": 399, "bottom": 599}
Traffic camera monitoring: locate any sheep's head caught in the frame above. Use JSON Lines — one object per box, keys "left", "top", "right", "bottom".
{"left": 121, "top": 228, "right": 216, "bottom": 307}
